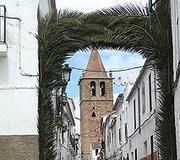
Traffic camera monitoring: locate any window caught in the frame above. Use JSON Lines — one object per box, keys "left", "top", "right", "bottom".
{"left": 119, "top": 128, "right": 121, "bottom": 143}
{"left": 144, "top": 140, "right": 147, "bottom": 156}
{"left": 100, "top": 81, "right": 105, "bottom": 96}
{"left": 149, "top": 74, "right": 152, "bottom": 112}
{"left": 150, "top": 135, "right": 154, "bottom": 160}
{"left": 177, "top": 0, "right": 180, "bottom": 62}
{"left": 142, "top": 81, "right": 146, "bottom": 113}
{"left": 62, "top": 131, "right": 64, "bottom": 144}
{"left": 107, "top": 131, "right": 111, "bottom": 152}
{"left": 92, "top": 111, "right": 96, "bottom": 117}
{"left": 131, "top": 152, "right": 134, "bottom": 160}
{"left": 179, "top": 115, "right": 180, "bottom": 140}
{"left": 95, "top": 149, "right": 98, "bottom": 155}
{"left": 90, "top": 81, "right": 96, "bottom": 96}
{"left": 119, "top": 114, "right": 122, "bottom": 144}
{"left": 125, "top": 123, "right": 127, "bottom": 137}
{"left": 55, "top": 94, "right": 60, "bottom": 114}
{"left": 127, "top": 153, "right": 129, "bottom": 160}
{"left": 107, "top": 131, "right": 111, "bottom": 144}
{"left": 135, "top": 149, "right": 138, "bottom": 160}
{"left": 134, "top": 100, "right": 137, "bottom": 130}
{"left": 112, "top": 131, "right": 114, "bottom": 145}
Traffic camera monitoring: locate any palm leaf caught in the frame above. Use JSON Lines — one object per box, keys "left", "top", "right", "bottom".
{"left": 37, "top": 1, "right": 177, "bottom": 159}
{"left": 37, "top": 9, "right": 89, "bottom": 160}
{"left": 78, "top": 1, "right": 176, "bottom": 159}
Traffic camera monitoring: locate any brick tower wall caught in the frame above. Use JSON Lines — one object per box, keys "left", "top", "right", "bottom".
{"left": 80, "top": 78, "right": 113, "bottom": 160}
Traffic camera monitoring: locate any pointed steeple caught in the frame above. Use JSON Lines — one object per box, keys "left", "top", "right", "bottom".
{"left": 84, "top": 48, "right": 108, "bottom": 78}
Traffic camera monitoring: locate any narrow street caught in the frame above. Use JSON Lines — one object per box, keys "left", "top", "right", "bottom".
{"left": 0, "top": 0, "right": 180, "bottom": 160}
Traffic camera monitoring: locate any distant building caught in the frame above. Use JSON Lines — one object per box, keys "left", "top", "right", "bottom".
{"left": 171, "top": 1, "right": 180, "bottom": 159}
{"left": 101, "top": 83, "right": 133, "bottom": 160}
{"left": 79, "top": 48, "right": 113, "bottom": 160}
{"left": 54, "top": 97, "right": 80, "bottom": 160}
{"left": 101, "top": 110, "right": 117, "bottom": 160}
{"left": 101, "top": 64, "right": 159, "bottom": 160}
{"left": 89, "top": 143, "right": 101, "bottom": 160}
{"left": 114, "top": 83, "right": 134, "bottom": 160}
{"left": 75, "top": 133, "right": 81, "bottom": 160}
{"left": 124, "top": 65, "right": 158, "bottom": 160}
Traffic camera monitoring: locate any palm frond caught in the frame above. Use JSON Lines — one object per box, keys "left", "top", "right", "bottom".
{"left": 58, "top": 9, "right": 83, "bottom": 19}
{"left": 80, "top": 2, "right": 177, "bottom": 159}
{"left": 100, "top": 4, "right": 148, "bottom": 16}
{"left": 37, "top": 9, "right": 89, "bottom": 159}
{"left": 37, "top": 1, "right": 177, "bottom": 159}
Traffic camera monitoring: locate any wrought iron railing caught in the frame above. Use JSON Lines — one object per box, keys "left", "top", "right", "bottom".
{"left": 0, "top": 5, "right": 6, "bottom": 43}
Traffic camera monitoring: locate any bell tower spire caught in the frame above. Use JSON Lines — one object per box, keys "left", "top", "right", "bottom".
{"left": 84, "top": 48, "right": 107, "bottom": 78}
{"left": 79, "top": 49, "right": 113, "bottom": 160}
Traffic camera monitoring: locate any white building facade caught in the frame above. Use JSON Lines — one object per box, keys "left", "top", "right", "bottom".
{"left": 114, "top": 84, "right": 134, "bottom": 160}
{"left": 0, "top": 1, "right": 39, "bottom": 159}
{"left": 123, "top": 66, "right": 158, "bottom": 160}
{"left": 55, "top": 97, "right": 80, "bottom": 160}
{"left": 0, "top": 0, "right": 55, "bottom": 159}
{"left": 171, "top": 0, "right": 180, "bottom": 159}
{"left": 102, "top": 66, "right": 159, "bottom": 160}
{"left": 102, "top": 111, "right": 118, "bottom": 160}
{"left": 101, "top": 83, "right": 133, "bottom": 160}
{"left": 89, "top": 144, "right": 101, "bottom": 160}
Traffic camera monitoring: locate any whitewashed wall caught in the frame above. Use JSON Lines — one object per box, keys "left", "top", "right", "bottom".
{"left": 171, "top": 0, "right": 180, "bottom": 159}
{"left": 0, "top": 0, "right": 39, "bottom": 135}
{"left": 103, "top": 112, "right": 117, "bottom": 159}
{"left": 119, "top": 68, "right": 157, "bottom": 160}
{"left": 171, "top": 0, "right": 180, "bottom": 74}
{"left": 89, "top": 145, "right": 100, "bottom": 160}
{"left": 55, "top": 98, "right": 78, "bottom": 160}
{"left": 115, "top": 85, "right": 132, "bottom": 151}
{"left": 174, "top": 79, "right": 180, "bottom": 160}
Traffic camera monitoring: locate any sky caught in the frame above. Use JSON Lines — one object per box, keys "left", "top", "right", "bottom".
{"left": 66, "top": 50, "right": 145, "bottom": 133}
{"left": 56, "top": 0, "right": 147, "bottom": 13}
{"left": 56, "top": 0, "right": 147, "bottom": 123}
{"left": 66, "top": 50, "right": 145, "bottom": 98}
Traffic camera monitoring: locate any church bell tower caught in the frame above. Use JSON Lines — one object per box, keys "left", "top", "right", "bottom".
{"left": 79, "top": 48, "right": 113, "bottom": 160}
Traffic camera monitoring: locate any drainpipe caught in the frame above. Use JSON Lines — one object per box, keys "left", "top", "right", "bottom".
{"left": 0, "top": 5, "right": 6, "bottom": 43}
{"left": 0, "top": 15, "right": 38, "bottom": 77}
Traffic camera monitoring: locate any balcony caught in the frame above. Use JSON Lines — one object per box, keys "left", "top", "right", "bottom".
{"left": 69, "top": 134, "right": 78, "bottom": 156}
{"left": 55, "top": 115, "right": 63, "bottom": 127}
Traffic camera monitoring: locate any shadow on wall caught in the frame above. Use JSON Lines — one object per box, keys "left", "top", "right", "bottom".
{"left": 0, "top": 57, "right": 9, "bottom": 84}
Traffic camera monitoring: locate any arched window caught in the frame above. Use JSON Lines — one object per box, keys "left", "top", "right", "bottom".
{"left": 92, "top": 111, "right": 96, "bottom": 117}
{"left": 100, "top": 82, "right": 105, "bottom": 96}
{"left": 90, "top": 81, "right": 96, "bottom": 96}
{"left": 142, "top": 81, "right": 146, "bottom": 114}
